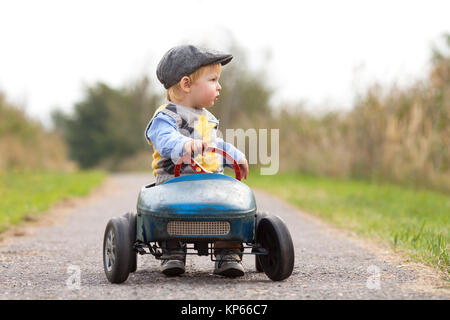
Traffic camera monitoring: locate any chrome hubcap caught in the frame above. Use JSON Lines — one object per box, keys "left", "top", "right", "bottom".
{"left": 105, "top": 230, "right": 116, "bottom": 272}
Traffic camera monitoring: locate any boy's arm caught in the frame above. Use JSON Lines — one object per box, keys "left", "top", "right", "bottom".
{"left": 216, "top": 137, "right": 246, "bottom": 167}
{"left": 217, "top": 137, "right": 248, "bottom": 179}
{"left": 146, "top": 113, "right": 192, "bottom": 159}
{"left": 146, "top": 113, "right": 246, "bottom": 171}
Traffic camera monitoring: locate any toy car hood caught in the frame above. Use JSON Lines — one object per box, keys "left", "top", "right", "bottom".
{"left": 137, "top": 173, "right": 256, "bottom": 217}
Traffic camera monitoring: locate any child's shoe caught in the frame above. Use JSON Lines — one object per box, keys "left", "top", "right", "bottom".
{"left": 161, "top": 258, "right": 185, "bottom": 276}
{"left": 214, "top": 252, "right": 245, "bottom": 277}
{"left": 159, "top": 241, "right": 186, "bottom": 276}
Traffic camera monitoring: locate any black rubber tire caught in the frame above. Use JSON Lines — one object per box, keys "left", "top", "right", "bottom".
{"left": 254, "top": 212, "right": 268, "bottom": 272}
{"left": 256, "top": 215, "right": 294, "bottom": 281}
{"left": 255, "top": 254, "right": 264, "bottom": 272}
{"left": 103, "top": 217, "right": 132, "bottom": 284}
{"left": 124, "top": 212, "right": 137, "bottom": 273}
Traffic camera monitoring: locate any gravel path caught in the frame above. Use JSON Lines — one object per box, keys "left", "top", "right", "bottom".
{"left": 0, "top": 173, "right": 448, "bottom": 300}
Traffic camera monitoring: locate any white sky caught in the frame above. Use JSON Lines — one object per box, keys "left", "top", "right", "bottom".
{"left": 0, "top": 0, "right": 449, "bottom": 126}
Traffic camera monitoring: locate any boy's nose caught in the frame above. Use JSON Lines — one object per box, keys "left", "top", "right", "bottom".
{"left": 217, "top": 82, "right": 222, "bottom": 91}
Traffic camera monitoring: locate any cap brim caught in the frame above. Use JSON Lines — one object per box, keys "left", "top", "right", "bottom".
{"left": 217, "top": 55, "right": 233, "bottom": 66}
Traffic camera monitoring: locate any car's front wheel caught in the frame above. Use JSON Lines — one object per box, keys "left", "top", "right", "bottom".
{"left": 254, "top": 211, "right": 268, "bottom": 272}
{"left": 256, "top": 215, "right": 294, "bottom": 281}
{"left": 123, "top": 212, "right": 137, "bottom": 273}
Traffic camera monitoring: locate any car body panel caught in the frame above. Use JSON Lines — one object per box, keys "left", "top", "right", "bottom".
{"left": 136, "top": 174, "right": 256, "bottom": 242}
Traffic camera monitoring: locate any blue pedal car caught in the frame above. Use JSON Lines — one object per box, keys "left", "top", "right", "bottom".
{"left": 103, "top": 147, "right": 294, "bottom": 283}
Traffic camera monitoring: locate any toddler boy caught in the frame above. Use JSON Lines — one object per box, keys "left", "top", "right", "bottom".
{"left": 145, "top": 45, "right": 249, "bottom": 277}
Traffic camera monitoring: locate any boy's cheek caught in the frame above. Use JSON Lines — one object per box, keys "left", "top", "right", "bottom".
{"left": 199, "top": 94, "right": 215, "bottom": 106}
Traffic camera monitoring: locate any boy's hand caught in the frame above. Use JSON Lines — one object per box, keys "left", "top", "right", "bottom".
{"left": 238, "top": 157, "right": 249, "bottom": 180}
{"left": 184, "top": 139, "right": 207, "bottom": 157}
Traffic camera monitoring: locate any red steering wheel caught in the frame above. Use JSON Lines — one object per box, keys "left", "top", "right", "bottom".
{"left": 174, "top": 147, "right": 242, "bottom": 181}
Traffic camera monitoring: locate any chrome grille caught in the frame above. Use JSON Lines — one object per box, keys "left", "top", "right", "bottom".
{"left": 167, "top": 221, "right": 230, "bottom": 235}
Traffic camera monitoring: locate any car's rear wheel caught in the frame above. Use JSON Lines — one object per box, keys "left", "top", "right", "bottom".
{"left": 256, "top": 215, "right": 294, "bottom": 281}
{"left": 103, "top": 217, "right": 132, "bottom": 283}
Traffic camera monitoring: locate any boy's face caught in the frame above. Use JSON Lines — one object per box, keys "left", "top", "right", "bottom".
{"left": 190, "top": 69, "right": 222, "bottom": 108}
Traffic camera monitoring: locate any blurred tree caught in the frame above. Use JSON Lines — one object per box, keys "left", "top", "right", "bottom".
{"left": 52, "top": 77, "right": 163, "bottom": 168}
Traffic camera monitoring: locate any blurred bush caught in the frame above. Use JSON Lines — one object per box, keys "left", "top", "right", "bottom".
{"left": 0, "top": 93, "right": 74, "bottom": 171}
{"left": 275, "top": 33, "right": 450, "bottom": 193}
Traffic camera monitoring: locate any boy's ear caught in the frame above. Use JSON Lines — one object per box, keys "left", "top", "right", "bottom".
{"left": 179, "top": 76, "right": 192, "bottom": 93}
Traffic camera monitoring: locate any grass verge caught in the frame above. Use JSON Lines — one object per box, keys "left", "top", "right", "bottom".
{"left": 0, "top": 170, "right": 106, "bottom": 233}
{"left": 245, "top": 170, "right": 450, "bottom": 276}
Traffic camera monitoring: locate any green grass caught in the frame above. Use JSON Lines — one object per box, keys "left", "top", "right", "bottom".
{"left": 245, "top": 170, "right": 450, "bottom": 275}
{"left": 0, "top": 170, "right": 107, "bottom": 233}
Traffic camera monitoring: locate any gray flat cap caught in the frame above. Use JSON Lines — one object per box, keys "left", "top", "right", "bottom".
{"left": 157, "top": 45, "right": 233, "bottom": 89}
